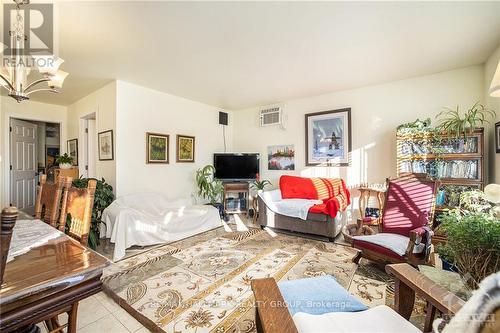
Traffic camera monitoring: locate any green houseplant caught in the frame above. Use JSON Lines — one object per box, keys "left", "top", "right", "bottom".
{"left": 250, "top": 174, "right": 271, "bottom": 192}
{"left": 435, "top": 102, "right": 496, "bottom": 138}
{"left": 71, "top": 177, "right": 114, "bottom": 250}
{"left": 436, "top": 190, "right": 499, "bottom": 289}
{"left": 56, "top": 153, "right": 73, "bottom": 169}
{"left": 195, "top": 165, "right": 223, "bottom": 205}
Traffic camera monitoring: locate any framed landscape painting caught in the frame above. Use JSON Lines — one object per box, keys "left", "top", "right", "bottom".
{"left": 305, "top": 108, "right": 351, "bottom": 166}
{"left": 98, "top": 130, "right": 114, "bottom": 161}
{"left": 268, "top": 144, "right": 295, "bottom": 170}
{"left": 67, "top": 138, "right": 78, "bottom": 165}
{"left": 176, "top": 135, "right": 195, "bottom": 163}
{"left": 147, "top": 132, "right": 169, "bottom": 163}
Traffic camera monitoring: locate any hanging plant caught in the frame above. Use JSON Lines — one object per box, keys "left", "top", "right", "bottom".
{"left": 436, "top": 102, "right": 496, "bottom": 138}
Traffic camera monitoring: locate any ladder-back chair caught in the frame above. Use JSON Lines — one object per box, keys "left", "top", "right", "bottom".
{"left": 1, "top": 207, "right": 18, "bottom": 286}
{"left": 34, "top": 174, "right": 64, "bottom": 227}
{"left": 58, "top": 178, "right": 97, "bottom": 246}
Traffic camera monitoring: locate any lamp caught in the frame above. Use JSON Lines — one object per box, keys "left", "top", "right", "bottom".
{"left": 484, "top": 184, "right": 500, "bottom": 204}
{"left": 490, "top": 61, "right": 500, "bottom": 97}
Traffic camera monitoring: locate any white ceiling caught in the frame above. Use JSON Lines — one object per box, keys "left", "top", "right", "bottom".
{"left": 25, "top": 1, "right": 500, "bottom": 109}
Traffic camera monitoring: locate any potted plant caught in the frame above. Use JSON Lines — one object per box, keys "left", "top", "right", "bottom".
{"left": 195, "top": 165, "right": 224, "bottom": 216}
{"left": 56, "top": 153, "right": 73, "bottom": 169}
{"left": 435, "top": 102, "right": 496, "bottom": 138}
{"left": 250, "top": 174, "right": 272, "bottom": 193}
{"left": 436, "top": 190, "right": 499, "bottom": 289}
{"left": 70, "top": 177, "right": 114, "bottom": 250}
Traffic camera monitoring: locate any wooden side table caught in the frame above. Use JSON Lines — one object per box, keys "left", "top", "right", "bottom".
{"left": 54, "top": 167, "right": 79, "bottom": 180}
{"left": 358, "top": 185, "right": 386, "bottom": 226}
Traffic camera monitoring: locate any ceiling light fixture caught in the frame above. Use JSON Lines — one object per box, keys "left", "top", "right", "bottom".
{"left": 0, "top": 0, "right": 68, "bottom": 102}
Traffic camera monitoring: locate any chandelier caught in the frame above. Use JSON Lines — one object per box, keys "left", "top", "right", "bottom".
{"left": 0, "top": 0, "right": 68, "bottom": 102}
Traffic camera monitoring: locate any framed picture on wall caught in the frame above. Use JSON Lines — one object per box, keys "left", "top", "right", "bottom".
{"left": 98, "top": 130, "right": 114, "bottom": 161}
{"left": 268, "top": 144, "right": 295, "bottom": 170}
{"left": 496, "top": 121, "right": 500, "bottom": 153}
{"left": 147, "top": 132, "right": 169, "bottom": 163}
{"left": 176, "top": 135, "right": 195, "bottom": 163}
{"left": 67, "top": 138, "right": 78, "bottom": 165}
{"left": 305, "top": 108, "right": 351, "bottom": 166}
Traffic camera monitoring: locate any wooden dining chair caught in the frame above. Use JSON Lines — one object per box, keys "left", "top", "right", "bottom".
{"left": 1, "top": 207, "right": 18, "bottom": 286}
{"left": 45, "top": 178, "right": 97, "bottom": 333}
{"left": 58, "top": 177, "right": 97, "bottom": 246}
{"left": 34, "top": 174, "right": 65, "bottom": 227}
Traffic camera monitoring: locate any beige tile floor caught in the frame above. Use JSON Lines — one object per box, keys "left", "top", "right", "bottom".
{"left": 37, "top": 292, "right": 152, "bottom": 333}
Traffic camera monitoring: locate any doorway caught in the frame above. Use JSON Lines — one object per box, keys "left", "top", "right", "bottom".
{"left": 80, "top": 112, "right": 97, "bottom": 178}
{"left": 9, "top": 118, "right": 61, "bottom": 215}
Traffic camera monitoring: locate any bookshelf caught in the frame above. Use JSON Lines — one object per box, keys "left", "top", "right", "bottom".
{"left": 396, "top": 128, "right": 484, "bottom": 237}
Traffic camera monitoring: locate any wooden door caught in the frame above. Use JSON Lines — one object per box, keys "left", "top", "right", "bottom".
{"left": 10, "top": 119, "right": 37, "bottom": 215}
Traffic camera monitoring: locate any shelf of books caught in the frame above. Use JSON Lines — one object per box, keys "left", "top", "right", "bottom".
{"left": 396, "top": 128, "right": 484, "bottom": 240}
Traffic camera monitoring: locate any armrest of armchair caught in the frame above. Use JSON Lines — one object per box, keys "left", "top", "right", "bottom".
{"left": 386, "top": 263, "right": 465, "bottom": 329}
{"left": 405, "top": 226, "right": 433, "bottom": 264}
{"left": 251, "top": 278, "right": 298, "bottom": 333}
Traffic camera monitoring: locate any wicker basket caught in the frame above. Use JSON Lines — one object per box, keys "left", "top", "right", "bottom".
{"left": 342, "top": 223, "right": 375, "bottom": 245}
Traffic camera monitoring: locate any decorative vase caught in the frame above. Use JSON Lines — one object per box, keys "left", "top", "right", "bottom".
{"left": 59, "top": 163, "right": 72, "bottom": 169}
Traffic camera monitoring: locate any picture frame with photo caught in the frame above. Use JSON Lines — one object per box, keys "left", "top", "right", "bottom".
{"left": 305, "top": 108, "right": 352, "bottom": 166}
{"left": 67, "top": 138, "right": 78, "bottom": 165}
{"left": 147, "top": 132, "right": 169, "bottom": 164}
{"left": 98, "top": 130, "right": 114, "bottom": 161}
{"left": 176, "top": 135, "right": 195, "bottom": 163}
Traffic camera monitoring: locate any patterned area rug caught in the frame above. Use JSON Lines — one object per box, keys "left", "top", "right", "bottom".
{"left": 102, "top": 226, "right": 360, "bottom": 333}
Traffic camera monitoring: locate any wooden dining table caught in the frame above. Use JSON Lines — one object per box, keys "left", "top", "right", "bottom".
{"left": 0, "top": 219, "right": 109, "bottom": 332}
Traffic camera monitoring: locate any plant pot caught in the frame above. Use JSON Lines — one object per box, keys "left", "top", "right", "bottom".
{"left": 441, "top": 259, "right": 459, "bottom": 272}
{"left": 59, "top": 163, "right": 72, "bottom": 169}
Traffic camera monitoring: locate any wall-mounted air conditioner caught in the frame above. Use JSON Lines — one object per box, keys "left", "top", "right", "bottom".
{"left": 259, "top": 105, "right": 285, "bottom": 128}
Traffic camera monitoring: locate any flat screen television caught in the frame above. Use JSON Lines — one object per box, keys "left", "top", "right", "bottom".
{"left": 214, "top": 153, "right": 260, "bottom": 181}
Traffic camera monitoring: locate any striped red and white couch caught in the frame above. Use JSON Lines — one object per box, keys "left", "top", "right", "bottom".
{"left": 257, "top": 175, "right": 350, "bottom": 240}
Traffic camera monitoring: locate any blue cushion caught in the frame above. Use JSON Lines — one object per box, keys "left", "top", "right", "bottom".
{"left": 278, "top": 275, "right": 368, "bottom": 316}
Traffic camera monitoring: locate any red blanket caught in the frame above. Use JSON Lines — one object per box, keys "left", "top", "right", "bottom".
{"left": 280, "top": 175, "right": 350, "bottom": 217}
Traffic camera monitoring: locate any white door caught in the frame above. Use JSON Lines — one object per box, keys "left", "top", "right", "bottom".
{"left": 10, "top": 118, "right": 37, "bottom": 215}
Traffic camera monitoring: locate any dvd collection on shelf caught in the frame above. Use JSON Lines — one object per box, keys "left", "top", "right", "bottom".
{"left": 400, "top": 159, "right": 478, "bottom": 179}
{"left": 400, "top": 136, "right": 478, "bottom": 156}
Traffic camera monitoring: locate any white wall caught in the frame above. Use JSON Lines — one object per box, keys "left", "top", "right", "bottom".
{"left": 67, "top": 81, "right": 117, "bottom": 191}
{"left": 115, "top": 80, "right": 233, "bottom": 199}
{"left": 233, "top": 66, "right": 485, "bottom": 190}
{"left": 0, "top": 98, "right": 67, "bottom": 207}
{"left": 485, "top": 44, "right": 500, "bottom": 184}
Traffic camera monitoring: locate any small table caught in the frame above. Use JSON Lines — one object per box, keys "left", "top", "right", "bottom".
{"left": 357, "top": 185, "right": 386, "bottom": 226}
{"left": 0, "top": 219, "right": 109, "bottom": 332}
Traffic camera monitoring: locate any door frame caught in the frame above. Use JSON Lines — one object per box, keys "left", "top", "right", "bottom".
{"left": 2, "top": 113, "right": 65, "bottom": 208}
{"left": 78, "top": 108, "right": 98, "bottom": 179}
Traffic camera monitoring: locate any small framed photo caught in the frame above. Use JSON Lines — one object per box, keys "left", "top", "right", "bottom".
{"left": 67, "top": 138, "right": 78, "bottom": 165}
{"left": 147, "top": 132, "right": 169, "bottom": 164}
{"left": 98, "top": 130, "right": 114, "bottom": 161}
{"left": 176, "top": 135, "right": 195, "bottom": 163}
{"left": 496, "top": 121, "right": 500, "bottom": 153}
{"left": 305, "top": 108, "right": 352, "bottom": 166}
